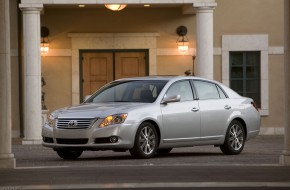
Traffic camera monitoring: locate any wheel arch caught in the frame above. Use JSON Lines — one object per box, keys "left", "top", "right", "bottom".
{"left": 232, "top": 117, "right": 248, "bottom": 140}
{"left": 141, "top": 119, "right": 161, "bottom": 146}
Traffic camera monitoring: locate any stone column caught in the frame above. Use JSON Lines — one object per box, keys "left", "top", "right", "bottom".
{"left": 280, "top": 0, "right": 290, "bottom": 165}
{"left": 20, "top": 4, "right": 43, "bottom": 144}
{"left": 0, "top": 0, "right": 15, "bottom": 168}
{"left": 194, "top": 1, "right": 217, "bottom": 80}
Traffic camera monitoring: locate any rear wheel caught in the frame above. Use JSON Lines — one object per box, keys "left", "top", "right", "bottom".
{"left": 56, "top": 149, "right": 83, "bottom": 160}
{"left": 129, "top": 122, "right": 158, "bottom": 159}
{"left": 220, "top": 120, "right": 245, "bottom": 155}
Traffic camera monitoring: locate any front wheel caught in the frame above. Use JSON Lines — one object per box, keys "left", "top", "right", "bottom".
{"left": 56, "top": 149, "right": 83, "bottom": 160}
{"left": 129, "top": 122, "right": 158, "bottom": 159}
{"left": 220, "top": 120, "right": 245, "bottom": 155}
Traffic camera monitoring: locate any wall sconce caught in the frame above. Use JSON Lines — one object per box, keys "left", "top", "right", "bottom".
{"left": 40, "top": 26, "right": 50, "bottom": 55}
{"left": 105, "top": 4, "right": 127, "bottom": 11}
{"left": 176, "top": 26, "right": 189, "bottom": 53}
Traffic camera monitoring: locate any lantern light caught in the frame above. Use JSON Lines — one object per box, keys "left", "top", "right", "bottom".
{"left": 105, "top": 4, "right": 127, "bottom": 11}
{"left": 40, "top": 26, "right": 50, "bottom": 55}
{"left": 176, "top": 26, "right": 189, "bottom": 54}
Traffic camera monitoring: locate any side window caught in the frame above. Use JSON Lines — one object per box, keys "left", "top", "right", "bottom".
{"left": 149, "top": 85, "right": 157, "bottom": 98}
{"left": 165, "top": 80, "right": 194, "bottom": 102}
{"left": 193, "top": 81, "right": 220, "bottom": 100}
{"left": 217, "top": 85, "right": 227, "bottom": 99}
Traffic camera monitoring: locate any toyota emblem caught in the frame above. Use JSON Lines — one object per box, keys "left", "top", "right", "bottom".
{"left": 68, "top": 120, "right": 78, "bottom": 127}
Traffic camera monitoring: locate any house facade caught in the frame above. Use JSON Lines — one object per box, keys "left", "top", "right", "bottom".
{"left": 0, "top": 0, "right": 290, "bottom": 168}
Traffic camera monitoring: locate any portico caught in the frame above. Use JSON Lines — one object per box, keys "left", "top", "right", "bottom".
{"left": 18, "top": 0, "right": 217, "bottom": 145}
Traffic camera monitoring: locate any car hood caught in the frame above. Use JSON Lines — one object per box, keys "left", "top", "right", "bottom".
{"left": 56, "top": 102, "right": 148, "bottom": 118}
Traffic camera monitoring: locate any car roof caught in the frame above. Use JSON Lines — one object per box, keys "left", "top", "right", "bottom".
{"left": 115, "top": 76, "right": 242, "bottom": 99}
{"left": 116, "top": 75, "right": 213, "bottom": 82}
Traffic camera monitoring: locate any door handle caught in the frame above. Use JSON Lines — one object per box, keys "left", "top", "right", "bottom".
{"left": 224, "top": 105, "right": 231, "bottom": 110}
{"left": 191, "top": 108, "right": 199, "bottom": 112}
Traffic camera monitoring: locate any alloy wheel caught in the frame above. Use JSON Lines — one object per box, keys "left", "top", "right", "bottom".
{"left": 229, "top": 124, "right": 244, "bottom": 151}
{"left": 129, "top": 122, "right": 158, "bottom": 159}
{"left": 220, "top": 120, "right": 245, "bottom": 155}
{"left": 139, "top": 126, "right": 156, "bottom": 155}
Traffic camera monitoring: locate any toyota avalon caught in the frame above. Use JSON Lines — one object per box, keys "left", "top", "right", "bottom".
{"left": 42, "top": 76, "right": 260, "bottom": 159}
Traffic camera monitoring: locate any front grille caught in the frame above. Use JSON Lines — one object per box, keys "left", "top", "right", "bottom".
{"left": 56, "top": 138, "right": 88, "bottom": 144}
{"left": 43, "top": 136, "right": 54, "bottom": 143}
{"left": 56, "top": 118, "right": 96, "bottom": 129}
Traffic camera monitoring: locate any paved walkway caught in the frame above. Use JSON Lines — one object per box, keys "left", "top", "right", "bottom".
{"left": 0, "top": 135, "right": 289, "bottom": 190}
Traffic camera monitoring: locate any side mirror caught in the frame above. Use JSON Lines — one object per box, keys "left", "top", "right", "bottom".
{"left": 84, "top": 95, "right": 91, "bottom": 102}
{"left": 161, "top": 95, "right": 181, "bottom": 104}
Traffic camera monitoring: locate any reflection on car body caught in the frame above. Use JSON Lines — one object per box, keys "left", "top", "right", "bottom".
{"left": 42, "top": 76, "right": 260, "bottom": 159}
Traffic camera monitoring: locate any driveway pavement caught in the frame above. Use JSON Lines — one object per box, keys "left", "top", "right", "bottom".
{"left": 0, "top": 135, "right": 289, "bottom": 190}
{"left": 11, "top": 135, "right": 284, "bottom": 167}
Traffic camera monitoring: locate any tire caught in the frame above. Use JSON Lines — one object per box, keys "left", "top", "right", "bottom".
{"left": 220, "top": 120, "right": 245, "bottom": 155}
{"left": 156, "top": 148, "right": 173, "bottom": 154}
{"left": 129, "top": 122, "right": 158, "bottom": 159}
{"left": 56, "top": 149, "right": 83, "bottom": 160}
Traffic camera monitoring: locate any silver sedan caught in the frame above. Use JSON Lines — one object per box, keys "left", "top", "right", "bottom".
{"left": 42, "top": 76, "right": 260, "bottom": 159}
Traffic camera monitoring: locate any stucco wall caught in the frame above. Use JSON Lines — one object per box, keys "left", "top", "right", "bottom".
{"left": 157, "top": 55, "right": 194, "bottom": 76}
{"left": 262, "top": 55, "right": 285, "bottom": 129}
{"left": 213, "top": 0, "right": 284, "bottom": 131}
{"left": 41, "top": 57, "right": 72, "bottom": 113}
{"left": 214, "top": 0, "right": 284, "bottom": 46}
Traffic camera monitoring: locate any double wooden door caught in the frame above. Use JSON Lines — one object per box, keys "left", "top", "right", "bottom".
{"left": 82, "top": 51, "right": 147, "bottom": 99}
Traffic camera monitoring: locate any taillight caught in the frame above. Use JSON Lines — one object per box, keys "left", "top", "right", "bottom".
{"left": 251, "top": 101, "right": 259, "bottom": 112}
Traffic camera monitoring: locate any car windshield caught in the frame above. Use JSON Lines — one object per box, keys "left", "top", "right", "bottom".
{"left": 86, "top": 80, "right": 168, "bottom": 103}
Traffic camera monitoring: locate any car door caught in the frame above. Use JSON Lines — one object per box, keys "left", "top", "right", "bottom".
{"left": 192, "top": 80, "right": 232, "bottom": 141}
{"left": 161, "top": 80, "right": 200, "bottom": 143}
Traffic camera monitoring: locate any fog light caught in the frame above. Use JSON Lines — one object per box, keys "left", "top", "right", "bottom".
{"left": 110, "top": 136, "right": 118, "bottom": 143}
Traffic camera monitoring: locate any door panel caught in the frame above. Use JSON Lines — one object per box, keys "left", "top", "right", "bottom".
{"left": 115, "top": 52, "right": 146, "bottom": 79}
{"left": 160, "top": 80, "right": 200, "bottom": 143}
{"left": 192, "top": 80, "right": 231, "bottom": 141}
{"left": 82, "top": 53, "right": 113, "bottom": 99}
{"left": 198, "top": 99, "right": 232, "bottom": 140}
{"left": 161, "top": 101, "right": 200, "bottom": 143}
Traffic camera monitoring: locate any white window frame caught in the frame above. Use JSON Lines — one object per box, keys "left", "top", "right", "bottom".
{"left": 222, "top": 35, "right": 269, "bottom": 116}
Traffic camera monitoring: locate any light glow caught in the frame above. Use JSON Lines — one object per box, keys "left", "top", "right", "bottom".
{"left": 105, "top": 4, "right": 127, "bottom": 11}
{"left": 177, "top": 41, "right": 189, "bottom": 53}
{"left": 40, "top": 42, "right": 49, "bottom": 55}
{"left": 178, "top": 45, "right": 189, "bottom": 52}
{"left": 99, "top": 114, "right": 128, "bottom": 128}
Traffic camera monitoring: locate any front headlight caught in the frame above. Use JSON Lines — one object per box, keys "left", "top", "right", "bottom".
{"left": 99, "top": 114, "right": 128, "bottom": 128}
{"left": 46, "top": 113, "right": 57, "bottom": 128}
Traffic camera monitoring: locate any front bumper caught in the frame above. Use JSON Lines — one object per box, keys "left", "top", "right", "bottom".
{"left": 42, "top": 119, "right": 136, "bottom": 150}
